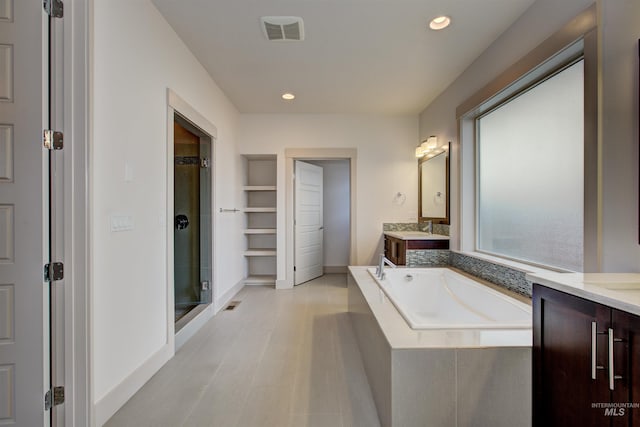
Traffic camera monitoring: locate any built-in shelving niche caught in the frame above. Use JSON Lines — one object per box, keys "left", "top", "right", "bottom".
{"left": 242, "top": 155, "right": 277, "bottom": 285}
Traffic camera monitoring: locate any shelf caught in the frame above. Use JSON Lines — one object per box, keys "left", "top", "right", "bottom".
{"left": 243, "top": 185, "right": 276, "bottom": 191}
{"left": 244, "top": 249, "right": 277, "bottom": 257}
{"left": 243, "top": 155, "right": 277, "bottom": 280}
{"left": 244, "top": 275, "right": 276, "bottom": 284}
{"left": 244, "top": 228, "right": 277, "bottom": 234}
{"left": 244, "top": 207, "right": 276, "bottom": 213}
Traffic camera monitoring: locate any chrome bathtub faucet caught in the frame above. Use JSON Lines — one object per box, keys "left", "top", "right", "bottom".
{"left": 376, "top": 253, "right": 397, "bottom": 279}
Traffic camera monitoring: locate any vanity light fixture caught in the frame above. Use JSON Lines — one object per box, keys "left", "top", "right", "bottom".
{"left": 282, "top": 92, "right": 295, "bottom": 100}
{"left": 429, "top": 15, "right": 451, "bottom": 30}
{"left": 415, "top": 135, "right": 440, "bottom": 158}
{"left": 423, "top": 136, "right": 438, "bottom": 150}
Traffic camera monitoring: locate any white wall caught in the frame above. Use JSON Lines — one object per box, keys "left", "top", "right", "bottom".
{"left": 308, "top": 160, "right": 351, "bottom": 268}
{"left": 92, "top": 0, "right": 243, "bottom": 420}
{"left": 238, "top": 114, "right": 418, "bottom": 269}
{"left": 600, "top": 0, "right": 640, "bottom": 271}
{"left": 418, "top": 0, "right": 640, "bottom": 272}
{"left": 419, "top": 0, "right": 595, "bottom": 144}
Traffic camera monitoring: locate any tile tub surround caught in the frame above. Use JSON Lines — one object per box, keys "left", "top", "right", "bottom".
{"left": 405, "top": 249, "right": 450, "bottom": 267}
{"left": 450, "top": 252, "right": 533, "bottom": 297}
{"left": 348, "top": 266, "right": 532, "bottom": 427}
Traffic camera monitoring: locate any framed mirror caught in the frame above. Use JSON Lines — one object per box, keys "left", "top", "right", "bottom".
{"left": 418, "top": 143, "right": 450, "bottom": 224}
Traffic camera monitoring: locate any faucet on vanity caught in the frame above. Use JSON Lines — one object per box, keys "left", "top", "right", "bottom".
{"left": 375, "top": 253, "right": 397, "bottom": 279}
{"left": 424, "top": 219, "right": 433, "bottom": 234}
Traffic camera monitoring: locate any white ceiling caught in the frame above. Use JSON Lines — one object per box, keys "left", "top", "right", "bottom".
{"left": 151, "top": 0, "right": 536, "bottom": 115}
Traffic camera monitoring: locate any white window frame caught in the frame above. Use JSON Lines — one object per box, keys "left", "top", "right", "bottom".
{"left": 455, "top": 5, "right": 599, "bottom": 273}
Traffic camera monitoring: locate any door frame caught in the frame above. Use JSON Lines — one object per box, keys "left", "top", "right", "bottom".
{"left": 59, "top": 1, "right": 91, "bottom": 426}
{"left": 166, "top": 90, "right": 217, "bottom": 351}
{"left": 282, "top": 148, "right": 357, "bottom": 289}
{"left": 172, "top": 114, "right": 213, "bottom": 334}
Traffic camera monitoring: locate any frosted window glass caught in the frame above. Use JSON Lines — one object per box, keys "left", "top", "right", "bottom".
{"left": 477, "top": 60, "right": 584, "bottom": 271}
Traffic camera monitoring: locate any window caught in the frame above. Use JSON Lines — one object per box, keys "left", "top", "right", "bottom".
{"left": 457, "top": 6, "right": 597, "bottom": 272}
{"left": 476, "top": 61, "right": 584, "bottom": 271}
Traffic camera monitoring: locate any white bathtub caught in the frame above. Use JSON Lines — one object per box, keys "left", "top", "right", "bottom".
{"left": 349, "top": 266, "right": 532, "bottom": 426}
{"left": 367, "top": 267, "right": 531, "bottom": 330}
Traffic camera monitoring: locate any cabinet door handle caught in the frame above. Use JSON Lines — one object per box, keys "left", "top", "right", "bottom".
{"left": 609, "top": 328, "right": 615, "bottom": 390}
{"left": 592, "top": 322, "right": 597, "bottom": 379}
{"left": 608, "top": 328, "right": 624, "bottom": 390}
{"left": 592, "top": 322, "right": 606, "bottom": 380}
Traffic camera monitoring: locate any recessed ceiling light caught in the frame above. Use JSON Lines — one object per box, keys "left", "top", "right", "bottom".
{"left": 282, "top": 93, "right": 295, "bottom": 100}
{"left": 429, "top": 15, "right": 451, "bottom": 30}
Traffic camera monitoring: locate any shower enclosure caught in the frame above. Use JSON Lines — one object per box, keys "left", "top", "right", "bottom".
{"left": 173, "top": 115, "right": 212, "bottom": 325}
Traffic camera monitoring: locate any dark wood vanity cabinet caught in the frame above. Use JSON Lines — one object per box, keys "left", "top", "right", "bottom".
{"left": 383, "top": 235, "right": 449, "bottom": 266}
{"left": 534, "top": 284, "right": 640, "bottom": 427}
{"left": 384, "top": 236, "right": 406, "bottom": 265}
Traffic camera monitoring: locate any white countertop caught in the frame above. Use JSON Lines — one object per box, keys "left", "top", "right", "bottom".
{"left": 526, "top": 271, "right": 640, "bottom": 316}
{"left": 383, "top": 231, "right": 449, "bottom": 240}
{"left": 349, "top": 266, "right": 531, "bottom": 349}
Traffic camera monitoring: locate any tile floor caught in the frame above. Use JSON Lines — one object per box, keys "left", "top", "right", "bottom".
{"left": 105, "top": 274, "right": 381, "bottom": 427}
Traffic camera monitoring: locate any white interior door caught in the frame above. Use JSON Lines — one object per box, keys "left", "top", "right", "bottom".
{"left": 0, "top": 2, "right": 49, "bottom": 426}
{"left": 294, "top": 161, "right": 323, "bottom": 285}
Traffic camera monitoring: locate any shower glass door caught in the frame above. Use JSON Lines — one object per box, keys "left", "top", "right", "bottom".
{"left": 174, "top": 117, "right": 212, "bottom": 323}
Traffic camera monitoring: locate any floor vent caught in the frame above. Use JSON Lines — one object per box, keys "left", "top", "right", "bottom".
{"left": 225, "top": 301, "right": 241, "bottom": 311}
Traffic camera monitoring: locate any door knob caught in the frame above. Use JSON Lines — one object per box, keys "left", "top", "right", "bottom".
{"left": 175, "top": 214, "right": 189, "bottom": 230}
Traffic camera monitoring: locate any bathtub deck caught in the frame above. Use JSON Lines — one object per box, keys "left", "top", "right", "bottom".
{"left": 348, "top": 266, "right": 532, "bottom": 427}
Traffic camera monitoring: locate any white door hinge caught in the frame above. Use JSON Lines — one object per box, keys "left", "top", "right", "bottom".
{"left": 43, "top": 130, "right": 63, "bottom": 150}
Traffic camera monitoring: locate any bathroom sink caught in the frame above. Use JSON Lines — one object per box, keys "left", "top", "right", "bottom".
{"left": 400, "top": 232, "right": 435, "bottom": 238}
{"left": 384, "top": 231, "right": 449, "bottom": 240}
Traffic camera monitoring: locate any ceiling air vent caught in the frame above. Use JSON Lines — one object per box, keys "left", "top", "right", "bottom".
{"left": 260, "top": 16, "right": 305, "bottom": 41}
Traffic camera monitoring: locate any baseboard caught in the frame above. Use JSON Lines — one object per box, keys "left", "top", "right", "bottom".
{"left": 324, "top": 265, "right": 348, "bottom": 274}
{"left": 94, "top": 343, "right": 173, "bottom": 426}
{"left": 94, "top": 280, "right": 245, "bottom": 425}
{"left": 214, "top": 279, "right": 245, "bottom": 314}
{"left": 276, "top": 278, "right": 292, "bottom": 289}
{"left": 174, "top": 304, "right": 215, "bottom": 350}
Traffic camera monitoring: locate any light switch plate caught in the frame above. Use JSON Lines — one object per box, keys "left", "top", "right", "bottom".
{"left": 110, "top": 214, "right": 134, "bottom": 232}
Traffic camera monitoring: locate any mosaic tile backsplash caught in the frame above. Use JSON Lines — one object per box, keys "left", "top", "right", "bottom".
{"left": 432, "top": 224, "right": 450, "bottom": 236}
{"left": 383, "top": 223, "right": 419, "bottom": 232}
{"left": 449, "top": 252, "right": 533, "bottom": 297}
{"left": 383, "top": 222, "right": 450, "bottom": 236}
